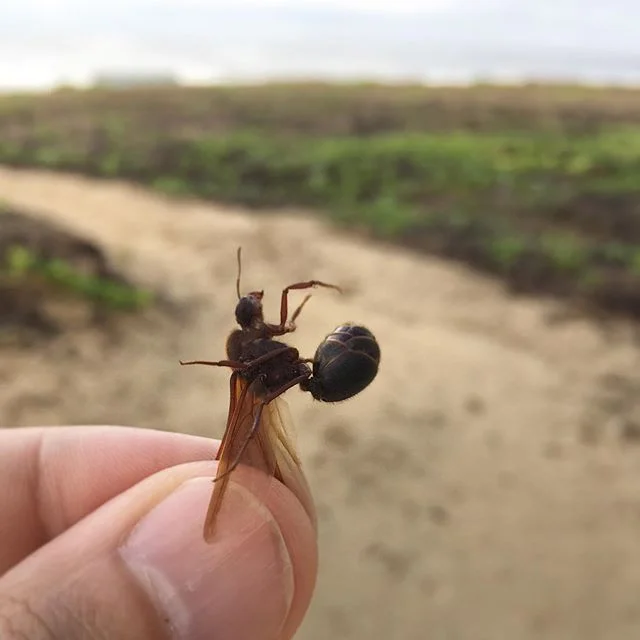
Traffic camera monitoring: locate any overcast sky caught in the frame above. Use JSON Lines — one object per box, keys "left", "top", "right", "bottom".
{"left": 1, "top": 0, "right": 639, "bottom": 89}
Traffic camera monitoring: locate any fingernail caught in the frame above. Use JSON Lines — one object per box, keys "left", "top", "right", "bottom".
{"left": 119, "top": 477, "right": 294, "bottom": 640}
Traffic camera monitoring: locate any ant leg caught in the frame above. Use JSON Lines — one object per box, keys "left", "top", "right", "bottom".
{"left": 179, "top": 358, "right": 243, "bottom": 369}
{"left": 212, "top": 372, "right": 311, "bottom": 483}
{"left": 290, "top": 294, "right": 312, "bottom": 325}
{"left": 260, "top": 372, "right": 312, "bottom": 405}
{"left": 180, "top": 345, "right": 298, "bottom": 372}
{"left": 267, "top": 294, "right": 313, "bottom": 336}
{"left": 212, "top": 403, "right": 267, "bottom": 483}
{"left": 271, "top": 280, "right": 342, "bottom": 335}
{"left": 240, "top": 345, "right": 298, "bottom": 370}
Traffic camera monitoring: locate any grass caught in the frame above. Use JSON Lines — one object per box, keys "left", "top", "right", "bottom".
{"left": 1, "top": 244, "right": 153, "bottom": 311}
{"left": 4, "top": 82, "right": 640, "bottom": 136}
{"left": 2, "top": 82, "right": 640, "bottom": 317}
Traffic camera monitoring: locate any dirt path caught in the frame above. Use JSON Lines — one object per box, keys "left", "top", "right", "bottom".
{"left": 2, "top": 167, "right": 640, "bottom": 640}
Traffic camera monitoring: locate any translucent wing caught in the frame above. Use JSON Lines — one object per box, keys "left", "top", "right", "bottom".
{"left": 260, "top": 391, "right": 316, "bottom": 527}
{"left": 203, "top": 373, "right": 314, "bottom": 541}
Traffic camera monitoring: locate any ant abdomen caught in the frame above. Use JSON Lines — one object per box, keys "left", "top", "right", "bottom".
{"left": 301, "top": 324, "right": 380, "bottom": 403}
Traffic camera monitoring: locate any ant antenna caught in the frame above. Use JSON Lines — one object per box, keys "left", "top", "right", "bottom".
{"left": 235, "top": 247, "right": 242, "bottom": 300}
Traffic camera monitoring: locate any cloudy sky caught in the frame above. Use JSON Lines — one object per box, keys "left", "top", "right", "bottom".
{"left": 1, "top": 0, "right": 639, "bottom": 89}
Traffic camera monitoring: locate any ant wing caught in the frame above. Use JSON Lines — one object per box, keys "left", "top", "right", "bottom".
{"left": 202, "top": 373, "right": 257, "bottom": 541}
{"left": 260, "top": 392, "right": 315, "bottom": 527}
{"left": 203, "top": 373, "right": 314, "bottom": 542}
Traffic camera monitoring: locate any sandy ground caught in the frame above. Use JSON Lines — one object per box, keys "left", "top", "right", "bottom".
{"left": 3, "top": 167, "right": 640, "bottom": 639}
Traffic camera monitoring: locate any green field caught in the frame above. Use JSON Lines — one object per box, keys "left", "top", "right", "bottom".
{"left": 0, "top": 206, "right": 153, "bottom": 338}
{"left": 1, "top": 82, "right": 640, "bottom": 318}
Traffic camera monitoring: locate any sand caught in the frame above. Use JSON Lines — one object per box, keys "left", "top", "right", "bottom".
{"left": 2, "top": 166, "right": 640, "bottom": 640}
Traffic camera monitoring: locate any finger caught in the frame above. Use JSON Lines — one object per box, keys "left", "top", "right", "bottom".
{"left": 0, "top": 426, "right": 217, "bottom": 572}
{"left": 0, "top": 460, "right": 317, "bottom": 640}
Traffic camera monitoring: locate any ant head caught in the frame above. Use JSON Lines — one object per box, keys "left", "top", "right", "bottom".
{"left": 233, "top": 247, "right": 265, "bottom": 329}
{"left": 235, "top": 290, "right": 264, "bottom": 329}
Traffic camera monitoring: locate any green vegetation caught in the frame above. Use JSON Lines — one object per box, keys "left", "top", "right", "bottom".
{"left": 2, "top": 245, "right": 153, "bottom": 311}
{"left": 1, "top": 82, "right": 640, "bottom": 317}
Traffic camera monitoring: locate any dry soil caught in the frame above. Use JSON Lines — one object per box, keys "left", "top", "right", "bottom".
{"left": 2, "top": 167, "right": 640, "bottom": 640}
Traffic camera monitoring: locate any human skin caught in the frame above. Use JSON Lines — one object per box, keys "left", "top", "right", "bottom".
{"left": 0, "top": 425, "right": 318, "bottom": 640}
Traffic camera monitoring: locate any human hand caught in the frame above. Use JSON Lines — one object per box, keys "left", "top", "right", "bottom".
{"left": 0, "top": 426, "right": 317, "bottom": 640}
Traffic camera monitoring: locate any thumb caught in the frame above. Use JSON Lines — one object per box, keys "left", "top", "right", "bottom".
{"left": 0, "top": 461, "right": 318, "bottom": 640}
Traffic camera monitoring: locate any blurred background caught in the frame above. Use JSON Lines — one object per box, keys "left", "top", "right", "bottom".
{"left": 2, "top": 1, "right": 640, "bottom": 639}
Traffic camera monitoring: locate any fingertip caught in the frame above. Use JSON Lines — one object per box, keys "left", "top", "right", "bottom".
{"left": 120, "top": 474, "right": 317, "bottom": 640}
{"left": 214, "top": 465, "right": 318, "bottom": 638}
{"left": 0, "top": 455, "right": 318, "bottom": 640}
{"left": 259, "top": 478, "right": 318, "bottom": 639}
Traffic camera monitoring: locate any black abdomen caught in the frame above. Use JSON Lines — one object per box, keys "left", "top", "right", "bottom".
{"left": 306, "top": 324, "right": 380, "bottom": 402}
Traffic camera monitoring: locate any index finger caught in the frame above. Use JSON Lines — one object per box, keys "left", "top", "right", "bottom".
{"left": 0, "top": 425, "right": 218, "bottom": 574}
